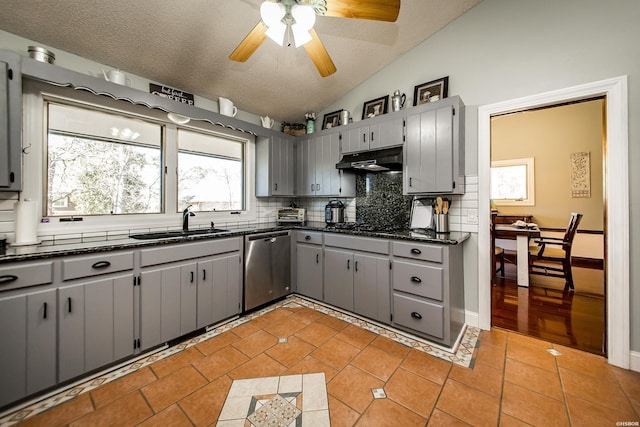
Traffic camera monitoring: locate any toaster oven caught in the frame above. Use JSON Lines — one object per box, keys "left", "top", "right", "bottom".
{"left": 276, "top": 207, "right": 306, "bottom": 224}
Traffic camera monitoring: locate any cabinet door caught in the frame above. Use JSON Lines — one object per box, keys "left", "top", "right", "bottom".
{"left": 213, "top": 253, "right": 242, "bottom": 323}
{"left": 317, "top": 133, "right": 342, "bottom": 196}
{"left": 113, "top": 275, "right": 134, "bottom": 361}
{"left": 198, "top": 253, "right": 241, "bottom": 328}
{"left": 404, "top": 105, "right": 454, "bottom": 194}
{"left": 180, "top": 263, "right": 197, "bottom": 335}
{"left": 0, "top": 294, "right": 26, "bottom": 407}
{"left": 323, "top": 248, "right": 353, "bottom": 311}
{"left": 271, "top": 136, "right": 295, "bottom": 195}
{"left": 353, "top": 254, "right": 390, "bottom": 323}
{"left": 370, "top": 116, "right": 404, "bottom": 150}
{"left": 342, "top": 126, "right": 369, "bottom": 154}
{"left": 58, "top": 284, "right": 85, "bottom": 382}
{"left": 0, "top": 51, "right": 21, "bottom": 191}
{"left": 140, "top": 265, "right": 182, "bottom": 350}
{"left": 295, "top": 138, "right": 315, "bottom": 196}
{"left": 296, "top": 244, "right": 323, "bottom": 300}
{"left": 26, "top": 289, "right": 57, "bottom": 394}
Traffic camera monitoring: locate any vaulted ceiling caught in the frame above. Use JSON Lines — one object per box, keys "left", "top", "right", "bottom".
{"left": 0, "top": 0, "right": 481, "bottom": 122}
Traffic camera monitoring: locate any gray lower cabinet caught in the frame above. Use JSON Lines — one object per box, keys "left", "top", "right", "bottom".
{"left": 353, "top": 253, "right": 390, "bottom": 324}
{"left": 323, "top": 245, "right": 390, "bottom": 323}
{"left": 296, "top": 243, "right": 323, "bottom": 301}
{"left": 196, "top": 253, "right": 242, "bottom": 329}
{"left": 391, "top": 241, "right": 464, "bottom": 347}
{"left": 58, "top": 275, "right": 134, "bottom": 382}
{"left": 0, "top": 289, "right": 56, "bottom": 407}
{"left": 140, "top": 263, "right": 188, "bottom": 351}
{"left": 323, "top": 248, "right": 354, "bottom": 311}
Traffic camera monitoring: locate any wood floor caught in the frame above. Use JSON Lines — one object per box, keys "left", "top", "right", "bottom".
{"left": 491, "top": 263, "right": 606, "bottom": 355}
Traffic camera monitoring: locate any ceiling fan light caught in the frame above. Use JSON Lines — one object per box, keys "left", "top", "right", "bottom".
{"left": 291, "top": 4, "right": 316, "bottom": 30}
{"left": 265, "top": 22, "right": 286, "bottom": 46}
{"left": 292, "top": 25, "right": 312, "bottom": 47}
{"left": 260, "top": 1, "right": 285, "bottom": 27}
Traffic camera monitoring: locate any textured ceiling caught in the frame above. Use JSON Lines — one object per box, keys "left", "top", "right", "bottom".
{"left": 0, "top": 0, "right": 481, "bottom": 122}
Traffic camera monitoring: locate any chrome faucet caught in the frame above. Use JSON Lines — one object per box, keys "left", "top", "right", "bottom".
{"left": 182, "top": 205, "right": 195, "bottom": 231}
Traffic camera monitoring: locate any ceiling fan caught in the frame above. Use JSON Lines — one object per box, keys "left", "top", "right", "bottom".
{"left": 229, "top": 0, "right": 400, "bottom": 77}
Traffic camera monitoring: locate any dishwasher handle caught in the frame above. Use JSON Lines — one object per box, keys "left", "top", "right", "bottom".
{"left": 247, "top": 231, "right": 290, "bottom": 241}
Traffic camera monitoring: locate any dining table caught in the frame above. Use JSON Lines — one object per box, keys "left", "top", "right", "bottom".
{"left": 494, "top": 224, "right": 541, "bottom": 287}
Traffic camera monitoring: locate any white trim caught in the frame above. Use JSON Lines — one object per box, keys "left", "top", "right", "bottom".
{"left": 630, "top": 351, "right": 640, "bottom": 373}
{"left": 465, "top": 310, "right": 479, "bottom": 328}
{"left": 478, "top": 76, "right": 630, "bottom": 369}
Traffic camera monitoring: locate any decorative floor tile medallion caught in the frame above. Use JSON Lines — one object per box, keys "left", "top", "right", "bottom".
{"left": 217, "top": 373, "right": 328, "bottom": 427}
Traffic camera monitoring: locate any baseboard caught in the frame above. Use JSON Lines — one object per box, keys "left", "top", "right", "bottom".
{"left": 465, "top": 310, "right": 479, "bottom": 328}
{"left": 630, "top": 351, "right": 640, "bottom": 372}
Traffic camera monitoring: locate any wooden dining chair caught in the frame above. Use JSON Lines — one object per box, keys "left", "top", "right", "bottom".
{"left": 491, "top": 212, "right": 505, "bottom": 283}
{"left": 528, "top": 212, "right": 583, "bottom": 290}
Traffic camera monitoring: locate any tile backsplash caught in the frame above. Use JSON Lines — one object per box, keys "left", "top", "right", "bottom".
{"left": 355, "top": 172, "right": 412, "bottom": 229}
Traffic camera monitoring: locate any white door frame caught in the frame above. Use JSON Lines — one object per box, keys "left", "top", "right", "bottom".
{"left": 477, "top": 76, "right": 630, "bottom": 368}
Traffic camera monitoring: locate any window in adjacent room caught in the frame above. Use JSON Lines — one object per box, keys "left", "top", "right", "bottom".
{"left": 46, "top": 103, "right": 163, "bottom": 216}
{"left": 490, "top": 157, "right": 535, "bottom": 206}
{"left": 177, "top": 128, "right": 244, "bottom": 212}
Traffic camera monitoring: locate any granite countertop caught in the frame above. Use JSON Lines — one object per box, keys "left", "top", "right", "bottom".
{"left": 0, "top": 221, "right": 470, "bottom": 264}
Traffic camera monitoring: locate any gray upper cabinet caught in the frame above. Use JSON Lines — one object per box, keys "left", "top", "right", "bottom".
{"left": 404, "top": 96, "right": 465, "bottom": 195}
{"left": 0, "top": 50, "right": 22, "bottom": 191}
{"left": 341, "top": 115, "right": 404, "bottom": 154}
{"left": 295, "top": 132, "right": 354, "bottom": 197}
{"left": 256, "top": 134, "right": 295, "bottom": 197}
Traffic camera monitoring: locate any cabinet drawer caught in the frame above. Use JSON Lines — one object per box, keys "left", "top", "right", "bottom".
{"left": 392, "top": 241, "right": 443, "bottom": 263}
{"left": 324, "top": 234, "right": 389, "bottom": 254}
{"left": 140, "top": 237, "right": 240, "bottom": 267}
{"left": 393, "top": 293, "right": 444, "bottom": 339}
{"left": 296, "top": 231, "right": 323, "bottom": 245}
{"left": 62, "top": 252, "right": 134, "bottom": 281}
{"left": 0, "top": 261, "right": 54, "bottom": 291}
{"left": 392, "top": 260, "right": 443, "bottom": 301}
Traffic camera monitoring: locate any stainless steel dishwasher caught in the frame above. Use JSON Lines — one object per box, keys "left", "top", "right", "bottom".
{"left": 244, "top": 230, "right": 291, "bottom": 311}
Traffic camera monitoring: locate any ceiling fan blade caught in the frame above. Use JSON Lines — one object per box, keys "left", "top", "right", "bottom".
{"left": 323, "top": 0, "right": 400, "bottom": 22}
{"left": 229, "top": 21, "right": 267, "bottom": 62}
{"left": 303, "top": 29, "right": 337, "bottom": 77}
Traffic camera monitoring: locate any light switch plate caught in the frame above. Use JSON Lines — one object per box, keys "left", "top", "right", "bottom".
{"left": 467, "top": 209, "right": 478, "bottom": 224}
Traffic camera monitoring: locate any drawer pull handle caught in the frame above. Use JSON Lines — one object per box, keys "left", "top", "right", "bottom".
{"left": 202, "top": 269, "right": 206, "bottom": 280}
{"left": 355, "top": 261, "right": 359, "bottom": 272}
{"left": 68, "top": 297, "right": 72, "bottom": 313}
{"left": 347, "top": 259, "right": 350, "bottom": 270}
{"left": 410, "top": 276, "right": 422, "bottom": 284}
{"left": 411, "top": 312, "right": 422, "bottom": 319}
{"left": 92, "top": 261, "right": 111, "bottom": 269}
{"left": 316, "top": 254, "right": 320, "bottom": 264}
{"left": 43, "top": 302, "right": 48, "bottom": 319}
{"left": 305, "top": 235, "right": 312, "bottom": 240}
{"left": 410, "top": 248, "right": 421, "bottom": 255}
{"left": 190, "top": 271, "right": 194, "bottom": 283}
{"left": 0, "top": 274, "right": 18, "bottom": 285}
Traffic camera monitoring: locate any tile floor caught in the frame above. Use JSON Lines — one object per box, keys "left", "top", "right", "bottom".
{"left": 2, "top": 295, "right": 639, "bottom": 426}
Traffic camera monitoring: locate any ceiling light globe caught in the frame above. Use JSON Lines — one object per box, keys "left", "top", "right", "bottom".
{"left": 291, "top": 4, "right": 316, "bottom": 30}
{"left": 260, "top": 1, "right": 285, "bottom": 27}
{"left": 265, "top": 22, "right": 286, "bottom": 46}
{"left": 292, "top": 25, "right": 312, "bottom": 47}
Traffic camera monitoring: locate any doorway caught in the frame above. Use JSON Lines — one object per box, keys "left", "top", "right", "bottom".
{"left": 477, "top": 76, "right": 630, "bottom": 369}
{"left": 489, "top": 98, "right": 606, "bottom": 355}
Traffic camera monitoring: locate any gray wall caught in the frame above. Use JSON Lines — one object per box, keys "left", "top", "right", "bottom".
{"left": 319, "top": 0, "right": 640, "bottom": 352}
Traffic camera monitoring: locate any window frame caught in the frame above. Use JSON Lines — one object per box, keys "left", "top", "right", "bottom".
{"left": 490, "top": 157, "right": 536, "bottom": 206}
{"left": 22, "top": 79, "right": 257, "bottom": 236}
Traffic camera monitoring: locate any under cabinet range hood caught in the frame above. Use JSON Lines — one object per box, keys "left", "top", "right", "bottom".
{"left": 336, "top": 147, "right": 403, "bottom": 172}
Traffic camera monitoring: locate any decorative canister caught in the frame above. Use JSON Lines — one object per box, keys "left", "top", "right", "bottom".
{"left": 306, "top": 119, "right": 315, "bottom": 134}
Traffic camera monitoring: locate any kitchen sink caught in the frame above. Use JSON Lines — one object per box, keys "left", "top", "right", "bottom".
{"left": 129, "top": 229, "right": 229, "bottom": 240}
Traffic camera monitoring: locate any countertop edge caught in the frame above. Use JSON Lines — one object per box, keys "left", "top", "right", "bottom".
{"left": 0, "top": 223, "right": 471, "bottom": 264}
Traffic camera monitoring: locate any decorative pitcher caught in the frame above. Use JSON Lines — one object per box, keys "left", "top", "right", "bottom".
{"left": 391, "top": 90, "right": 406, "bottom": 112}
{"left": 261, "top": 115, "right": 274, "bottom": 128}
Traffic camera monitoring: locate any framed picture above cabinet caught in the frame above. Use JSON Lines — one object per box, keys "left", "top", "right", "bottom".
{"left": 413, "top": 76, "right": 449, "bottom": 106}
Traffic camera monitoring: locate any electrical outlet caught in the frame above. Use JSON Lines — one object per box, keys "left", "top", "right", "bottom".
{"left": 467, "top": 209, "right": 478, "bottom": 224}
